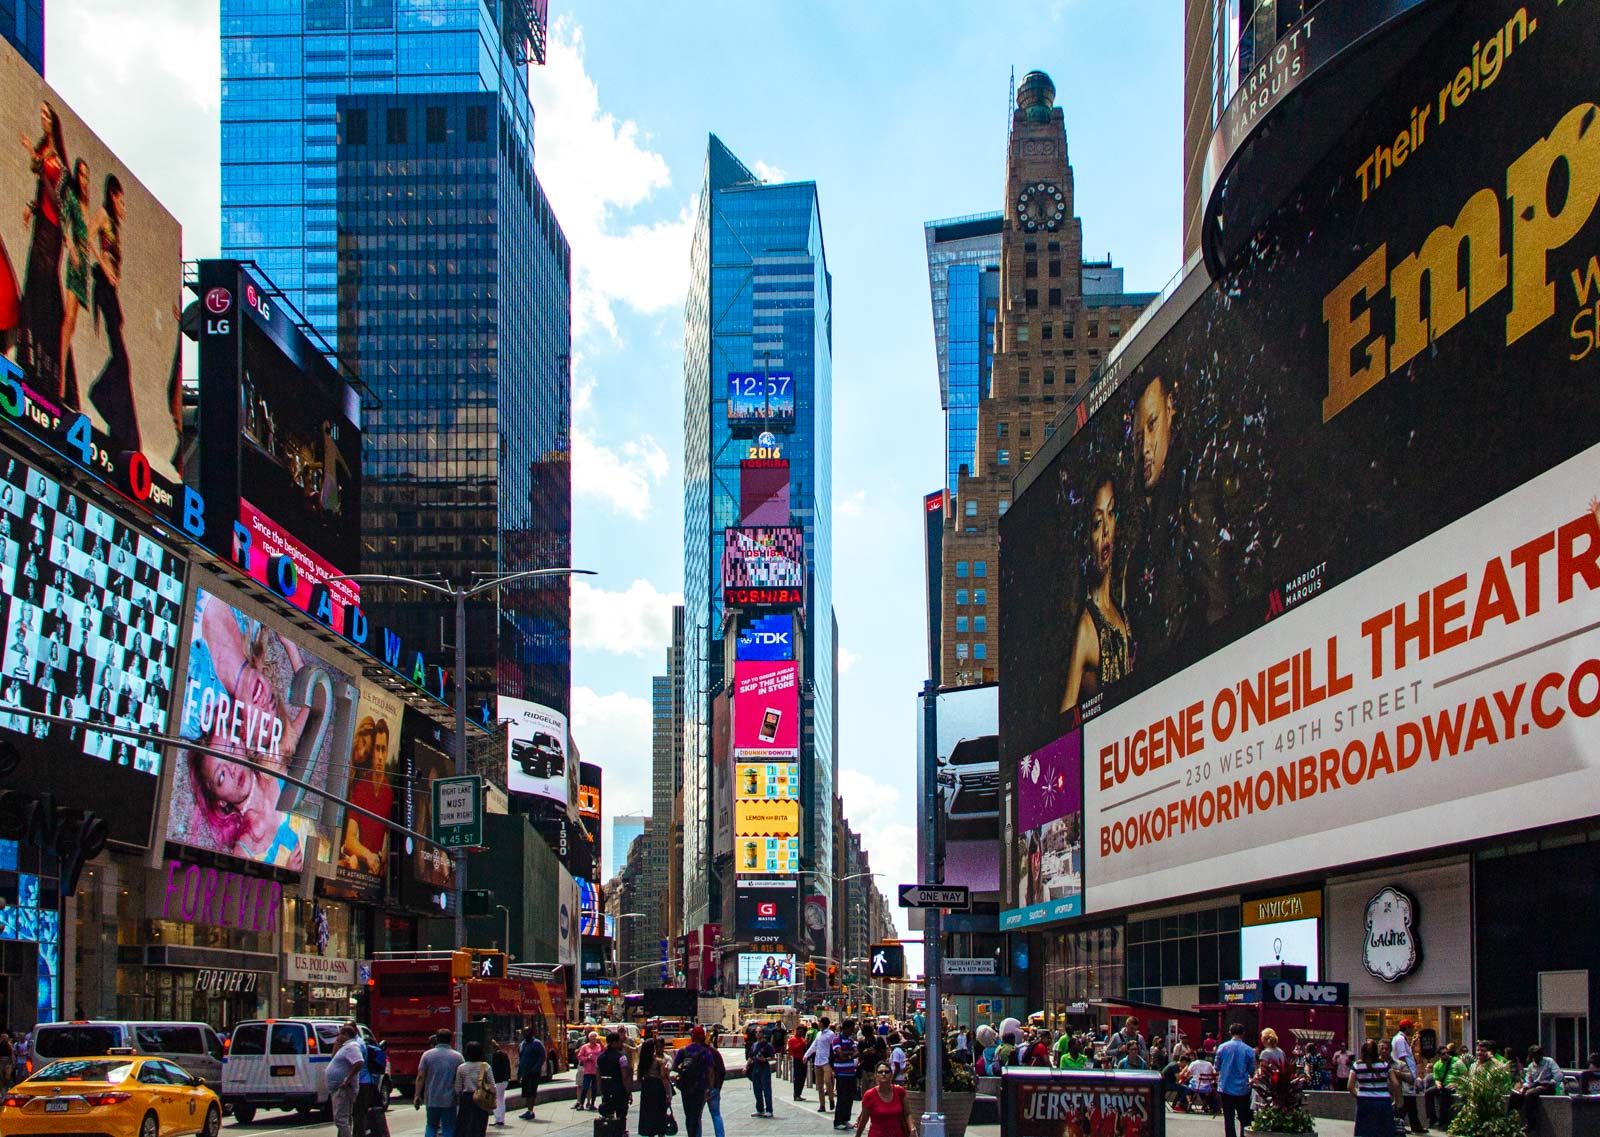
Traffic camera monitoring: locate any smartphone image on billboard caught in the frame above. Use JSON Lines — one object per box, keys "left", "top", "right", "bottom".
{"left": 760, "top": 708, "right": 781, "bottom": 743}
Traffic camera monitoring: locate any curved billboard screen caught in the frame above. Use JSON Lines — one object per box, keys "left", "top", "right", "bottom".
{"left": 1001, "top": 0, "right": 1600, "bottom": 916}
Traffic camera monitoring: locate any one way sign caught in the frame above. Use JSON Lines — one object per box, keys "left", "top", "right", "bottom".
{"left": 899, "top": 883, "right": 971, "bottom": 910}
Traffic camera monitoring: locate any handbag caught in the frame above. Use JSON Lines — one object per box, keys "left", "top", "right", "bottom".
{"left": 665, "top": 1108, "right": 679, "bottom": 1135}
{"left": 473, "top": 1064, "right": 497, "bottom": 1112}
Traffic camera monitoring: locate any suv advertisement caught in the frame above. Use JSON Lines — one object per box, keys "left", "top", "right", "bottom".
{"left": 918, "top": 684, "right": 1000, "bottom": 894}
{"left": 503, "top": 694, "right": 572, "bottom": 809}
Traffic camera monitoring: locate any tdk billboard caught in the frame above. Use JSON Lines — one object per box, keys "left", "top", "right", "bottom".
{"left": 737, "top": 614, "right": 794, "bottom": 661}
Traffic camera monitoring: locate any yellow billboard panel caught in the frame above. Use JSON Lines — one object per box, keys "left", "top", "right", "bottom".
{"left": 735, "top": 761, "right": 800, "bottom": 801}
{"left": 736, "top": 799, "right": 800, "bottom": 837}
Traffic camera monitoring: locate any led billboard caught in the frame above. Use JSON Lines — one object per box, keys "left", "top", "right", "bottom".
{"left": 918, "top": 684, "right": 1001, "bottom": 895}
{"left": 736, "top": 836, "right": 798, "bottom": 876}
{"left": 1002, "top": 731, "right": 1084, "bottom": 930}
{"left": 334, "top": 680, "right": 406, "bottom": 898}
{"left": 736, "top": 614, "right": 794, "bottom": 661}
{"left": 735, "top": 881, "right": 798, "bottom": 947}
{"left": 722, "top": 527, "right": 804, "bottom": 608}
{"left": 503, "top": 695, "right": 571, "bottom": 808}
{"left": 737, "top": 953, "right": 796, "bottom": 987}
{"left": 578, "top": 761, "right": 601, "bottom": 824}
{"left": 0, "top": 448, "right": 187, "bottom": 847}
{"left": 0, "top": 43, "right": 185, "bottom": 518}
{"left": 999, "top": 0, "right": 1600, "bottom": 916}
{"left": 734, "top": 800, "right": 799, "bottom": 838}
{"left": 735, "top": 761, "right": 799, "bottom": 801}
{"left": 726, "top": 371, "right": 795, "bottom": 428}
{"left": 195, "top": 260, "right": 363, "bottom": 631}
{"left": 732, "top": 661, "right": 799, "bottom": 758}
{"left": 169, "top": 586, "right": 358, "bottom": 870}
{"left": 739, "top": 459, "right": 790, "bottom": 526}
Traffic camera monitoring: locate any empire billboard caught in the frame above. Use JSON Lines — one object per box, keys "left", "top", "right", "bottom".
{"left": 999, "top": 0, "right": 1600, "bottom": 916}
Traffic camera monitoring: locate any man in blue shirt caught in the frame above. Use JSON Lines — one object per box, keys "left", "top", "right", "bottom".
{"left": 1215, "top": 1023, "right": 1257, "bottom": 1137}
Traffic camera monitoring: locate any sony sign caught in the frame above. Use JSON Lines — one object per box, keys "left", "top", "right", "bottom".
{"left": 1363, "top": 885, "right": 1421, "bottom": 983}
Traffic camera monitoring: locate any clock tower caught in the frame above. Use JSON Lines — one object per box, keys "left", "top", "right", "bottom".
{"left": 938, "top": 71, "right": 1151, "bottom": 686}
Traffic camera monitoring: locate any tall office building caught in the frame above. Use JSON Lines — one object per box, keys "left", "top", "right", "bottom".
{"left": 925, "top": 215, "right": 1002, "bottom": 498}
{"left": 0, "top": 0, "right": 42, "bottom": 75}
{"left": 220, "top": 2, "right": 570, "bottom": 713}
{"left": 611, "top": 814, "right": 647, "bottom": 878}
{"left": 939, "top": 72, "right": 1154, "bottom": 687}
{"left": 646, "top": 606, "right": 684, "bottom": 985}
{"left": 682, "top": 137, "right": 834, "bottom": 942}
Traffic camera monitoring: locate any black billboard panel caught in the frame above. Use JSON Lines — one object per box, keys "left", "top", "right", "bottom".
{"left": 734, "top": 881, "right": 797, "bottom": 948}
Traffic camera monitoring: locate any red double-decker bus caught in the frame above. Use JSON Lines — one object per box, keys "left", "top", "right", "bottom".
{"left": 369, "top": 951, "right": 569, "bottom": 1096}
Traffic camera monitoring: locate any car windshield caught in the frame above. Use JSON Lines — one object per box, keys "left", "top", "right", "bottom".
{"left": 31, "top": 1060, "right": 135, "bottom": 1083}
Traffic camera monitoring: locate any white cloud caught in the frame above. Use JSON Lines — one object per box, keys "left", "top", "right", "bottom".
{"left": 571, "top": 578, "right": 683, "bottom": 656}
{"left": 571, "top": 686, "right": 654, "bottom": 877}
{"left": 837, "top": 489, "right": 867, "bottom": 519}
{"left": 530, "top": 17, "right": 696, "bottom": 338}
{"left": 838, "top": 646, "right": 860, "bottom": 675}
{"left": 751, "top": 160, "right": 788, "bottom": 183}
{"left": 46, "top": 0, "right": 222, "bottom": 260}
{"left": 838, "top": 767, "right": 921, "bottom": 938}
{"left": 572, "top": 427, "right": 670, "bottom": 519}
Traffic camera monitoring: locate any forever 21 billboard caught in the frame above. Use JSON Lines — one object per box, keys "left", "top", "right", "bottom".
{"left": 1001, "top": 0, "right": 1600, "bottom": 916}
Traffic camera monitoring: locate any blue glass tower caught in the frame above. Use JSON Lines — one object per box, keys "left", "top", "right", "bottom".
{"left": 924, "top": 214, "right": 1002, "bottom": 496}
{"left": 682, "top": 136, "right": 833, "bottom": 935}
{"left": 0, "top": 0, "right": 43, "bottom": 75}
{"left": 221, "top": 2, "right": 569, "bottom": 714}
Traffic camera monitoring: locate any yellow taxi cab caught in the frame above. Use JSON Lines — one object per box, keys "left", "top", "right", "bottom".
{"left": 1, "top": 1053, "right": 222, "bottom": 1137}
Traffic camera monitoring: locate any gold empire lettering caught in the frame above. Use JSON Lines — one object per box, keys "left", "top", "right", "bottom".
{"left": 1324, "top": 101, "right": 1600, "bottom": 421}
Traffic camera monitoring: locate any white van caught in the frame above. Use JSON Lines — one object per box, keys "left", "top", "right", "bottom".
{"left": 222, "top": 1018, "right": 375, "bottom": 1125}
{"left": 31, "top": 1021, "right": 226, "bottom": 1087}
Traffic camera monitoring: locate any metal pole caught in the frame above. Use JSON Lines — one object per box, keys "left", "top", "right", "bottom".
{"left": 921, "top": 683, "right": 946, "bottom": 1137}
{"left": 453, "top": 584, "right": 468, "bottom": 1040}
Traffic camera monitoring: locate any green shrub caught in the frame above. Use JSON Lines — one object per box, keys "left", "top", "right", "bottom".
{"left": 1447, "top": 1061, "right": 1521, "bottom": 1137}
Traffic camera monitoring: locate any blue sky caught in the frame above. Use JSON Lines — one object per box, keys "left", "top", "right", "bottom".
{"left": 48, "top": 0, "right": 1181, "bottom": 929}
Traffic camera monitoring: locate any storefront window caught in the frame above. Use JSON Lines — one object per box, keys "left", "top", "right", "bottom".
{"left": 1042, "top": 923, "right": 1125, "bottom": 1027}
{"left": 280, "top": 897, "right": 368, "bottom": 1017}
{"left": 1362, "top": 1007, "right": 1439, "bottom": 1049}
{"left": 1127, "top": 905, "right": 1238, "bottom": 1007}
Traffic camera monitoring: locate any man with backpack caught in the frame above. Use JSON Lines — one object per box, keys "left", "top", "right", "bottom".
{"left": 354, "top": 1031, "right": 388, "bottom": 1137}
{"left": 672, "top": 1025, "right": 721, "bottom": 1137}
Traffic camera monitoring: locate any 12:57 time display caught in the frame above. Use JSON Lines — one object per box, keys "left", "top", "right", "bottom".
{"left": 729, "top": 373, "right": 793, "bottom": 398}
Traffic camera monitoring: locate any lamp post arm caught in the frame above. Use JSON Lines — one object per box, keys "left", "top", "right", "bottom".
{"left": 463, "top": 567, "right": 596, "bottom": 598}
{"left": 323, "top": 572, "right": 458, "bottom": 597}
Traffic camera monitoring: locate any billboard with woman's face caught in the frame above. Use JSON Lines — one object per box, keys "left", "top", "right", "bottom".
{"left": 334, "top": 680, "right": 405, "bottom": 897}
{"left": 0, "top": 42, "right": 182, "bottom": 502}
{"left": 168, "top": 586, "right": 359, "bottom": 871}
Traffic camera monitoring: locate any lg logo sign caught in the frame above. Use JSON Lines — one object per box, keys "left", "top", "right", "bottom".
{"left": 204, "top": 287, "right": 232, "bottom": 336}
{"left": 244, "top": 282, "right": 273, "bottom": 321}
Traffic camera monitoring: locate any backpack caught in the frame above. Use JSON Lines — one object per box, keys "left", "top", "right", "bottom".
{"left": 676, "top": 1048, "right": 707, "bottom": 1095}
{"left": 364, "top": 1042, "right": 387, "bottom": 1079}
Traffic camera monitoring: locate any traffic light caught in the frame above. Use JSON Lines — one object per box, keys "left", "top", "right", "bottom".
{"left": 868, "top": 944, "right": 906, "bottom": 979}
{"left": 805, "top": 960, "right": 818, "bottom": 987}
{"left": 827, "top": 964, "right": 838, "bottom": 987}
{"left": 0, "top": 789, "right": 107, "bottom": 897}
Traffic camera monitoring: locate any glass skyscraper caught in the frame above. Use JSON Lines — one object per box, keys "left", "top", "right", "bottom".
{"left": 682, "top": 136, "right": 834, "bottom": 934}
{"left": 924, "top": 214, "right": 1002, "bottom": 496}
{"left": 221, "top": 1, "right": 569, "bottom": 714}
{"left": 0, "top": 0, "right": 43, "bottom": 75}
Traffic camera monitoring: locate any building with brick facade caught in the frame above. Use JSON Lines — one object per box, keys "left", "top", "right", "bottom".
{"left": 937, "top": 71, "right": 1156, "bottom": 688}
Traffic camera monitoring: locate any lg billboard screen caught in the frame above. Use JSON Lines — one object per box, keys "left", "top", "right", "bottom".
{"left": 0, "top": 43, "right": 184, "bottom": 517}
{"left": 999, "top": 0, "right": 1600, "bottom": 915}
{"left": 0, "top": 447, "right": 187, "bottom": 847}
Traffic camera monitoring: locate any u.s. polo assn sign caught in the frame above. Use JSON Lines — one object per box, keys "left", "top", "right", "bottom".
{"left": 1363, "top": 885, "right": 1420, "bottom": 983}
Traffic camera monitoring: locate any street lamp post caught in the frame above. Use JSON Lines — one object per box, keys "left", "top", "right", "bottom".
{"left": 328, "top": 566, "right": 592, "bottom": 1038}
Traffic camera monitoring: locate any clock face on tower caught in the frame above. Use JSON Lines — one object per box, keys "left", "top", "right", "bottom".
{"left": 1015, "top": 181, "right": 1065, "bottom": 232}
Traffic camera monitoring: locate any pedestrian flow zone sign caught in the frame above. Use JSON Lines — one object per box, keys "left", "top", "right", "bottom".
{"left": 432, "top": 774, "right": 483, "bottom": 848}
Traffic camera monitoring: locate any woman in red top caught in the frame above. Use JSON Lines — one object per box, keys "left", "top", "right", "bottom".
{"left": 855, "top": 1063, "right": 912, "bottom": 1137}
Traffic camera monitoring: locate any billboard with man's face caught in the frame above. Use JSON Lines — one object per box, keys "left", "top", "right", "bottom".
{"left": 334, "top": 680, "right": 405, "bottom": 897}
{"left": 1001, "top": 0, "right": 1600, "bottom": 917}
{"left": 0, "top": 42, "right": 184, "bottom": 514}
